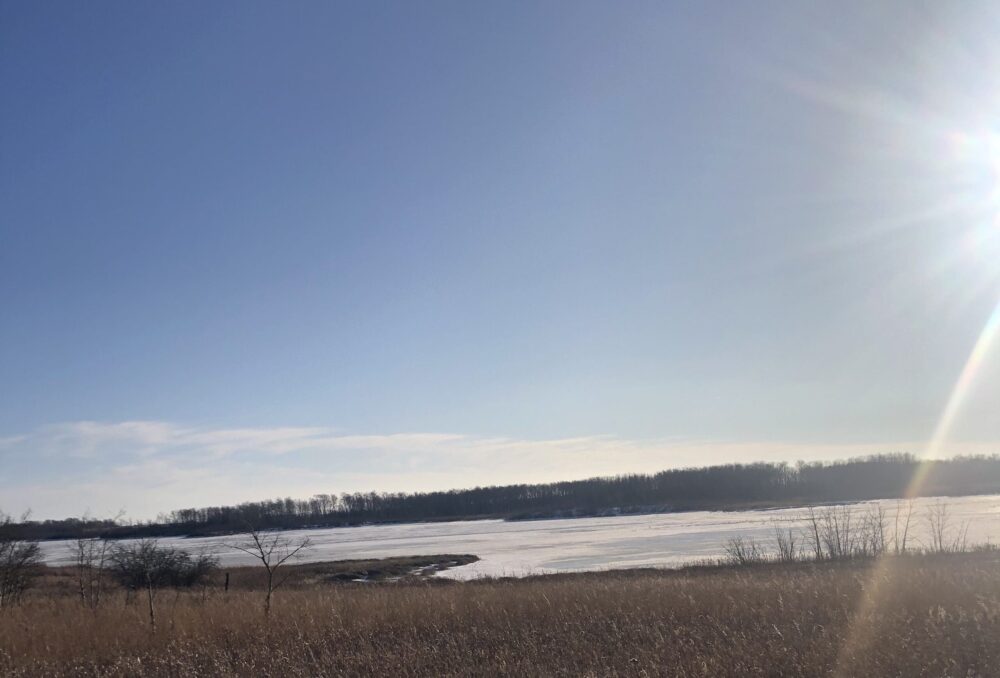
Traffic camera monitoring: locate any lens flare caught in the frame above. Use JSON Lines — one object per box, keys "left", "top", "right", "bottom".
{"left": 906, "top": 298, "right": 1000, "bottom": 498}
{"left": 782, "top": 71, "right": 1000, "bottom": 675}
{"left": 831, "top": 296, "right": 1000, "bottom": 676}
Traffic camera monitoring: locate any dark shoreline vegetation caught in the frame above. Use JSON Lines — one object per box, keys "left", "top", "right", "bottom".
{"left": 4, "top": 550, "right": 1000, "bottom": 676}
{"left": 6, "top": 453, "right": 1000, "bottom": 541}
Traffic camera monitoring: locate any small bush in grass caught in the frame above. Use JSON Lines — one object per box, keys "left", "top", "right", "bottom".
{"left": 0, "top": 512, "right": 42, "bottom": 610}
{"left": 109, "top": 540, "right": 217, "bottom": 630}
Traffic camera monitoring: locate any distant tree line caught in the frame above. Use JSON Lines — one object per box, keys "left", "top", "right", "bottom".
{"left": 9, "top": 454, "right": 1000, "bottom": 540}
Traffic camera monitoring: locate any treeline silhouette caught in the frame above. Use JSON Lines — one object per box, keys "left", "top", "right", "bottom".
{"left": 11, "top": 453, "right": 1000, "bottom": 540}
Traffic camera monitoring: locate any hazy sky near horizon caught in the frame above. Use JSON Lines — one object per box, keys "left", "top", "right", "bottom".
{"left": 3, "top": 2, "right": 1000, "bottom": 519}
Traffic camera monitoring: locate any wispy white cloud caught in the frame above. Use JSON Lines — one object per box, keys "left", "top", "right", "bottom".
{"left": 2, "top": 420, "right": 996, "bottom": 520}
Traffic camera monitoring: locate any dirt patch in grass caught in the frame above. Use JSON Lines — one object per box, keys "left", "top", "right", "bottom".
{"left": 228, "top": 554, "right": 479, "bottom": 587}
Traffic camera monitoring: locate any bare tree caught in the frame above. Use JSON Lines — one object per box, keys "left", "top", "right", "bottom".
{"left": 0, "top": 511, "right": 43, "bottom": 610}
{"left": 229, "top": 527, "right": 312, "bottom": 616}
{"left": 109, "top": 539, "right": 218, "bottom": 631}
{"left": 805, "top": 507, "right": 824, "bottom": 560}
{"left": 926, "top": 500, "right": 952, "bottom": 553}
{"left": 772, "top": 523, "right": 798, "bottom": 563}
{"left": 892, "top": 499, "right": 914, "bottom": 554}
{"left": 73, "top": 534, "right": 115, "bottom": 609}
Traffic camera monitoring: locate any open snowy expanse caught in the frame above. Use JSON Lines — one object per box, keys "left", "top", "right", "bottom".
{"left": 38, "top": 494, "right": 1000, "bottom": 579}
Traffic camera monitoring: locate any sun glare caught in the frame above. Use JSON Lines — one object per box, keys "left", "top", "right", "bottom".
{"left": 894, "top": 119, "right": 1000, "bottom": 489}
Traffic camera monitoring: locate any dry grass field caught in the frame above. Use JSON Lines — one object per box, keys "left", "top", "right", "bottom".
{"left": 3, "top": 552, "right": 1000, "bottom": 677}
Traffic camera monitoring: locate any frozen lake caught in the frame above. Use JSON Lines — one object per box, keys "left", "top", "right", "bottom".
{"left": 38, "top": 494, "right": 1000, "bottom": 579}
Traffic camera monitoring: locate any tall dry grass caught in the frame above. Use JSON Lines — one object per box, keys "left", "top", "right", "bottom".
{"left": 4, "top": 552, "right": 1000, "bottom": 676}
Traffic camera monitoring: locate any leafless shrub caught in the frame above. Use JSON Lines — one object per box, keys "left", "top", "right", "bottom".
{"left": 109, "top": 540, "right": 218, "bottom": 631}
{"left": 925, "top": 501, "right": 971, "bottom": 554}
{"left": 926, "top": 500, "right": 949, "bottom": 553}
{"left": 819, "top": 505, "right": 858, "bottom": 559}
{"left": 0, "top": 512, "right": 42, "bottom": 609}
{"left": 804, "top": 505, "right": 884, "bottom": 561}
{"left": 858, "top": 505, "right": 888, "bottom": 558}
{"left": 805, "top": 507, "right": 824, "bottom": 560}
{"left": 724, "top": 536, "right": 766, "bottom": 566}
{"left": 726, "top": 501, "right": 984, "bottom": 567}
{"left": 892, "top": 499, "right": 914, "bottom": 554}
{"left": 71, "top": 511, "right": 125, "bottom": 609}
{"left": 772, "top": 523, "right": 798, "bottom": 562}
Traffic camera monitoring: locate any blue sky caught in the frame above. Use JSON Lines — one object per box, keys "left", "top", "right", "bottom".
{"left": 2, "top": 2, "right": 1000, "bottom": 519}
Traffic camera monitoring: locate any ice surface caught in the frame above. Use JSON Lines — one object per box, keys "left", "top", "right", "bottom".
{"left": 37, "top": 494, "right": 1000, "bottom": 580}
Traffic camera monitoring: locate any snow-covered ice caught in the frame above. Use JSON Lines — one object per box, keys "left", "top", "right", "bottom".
{"left": 37, "top": 494, "right": 1000, "bottom": 579}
